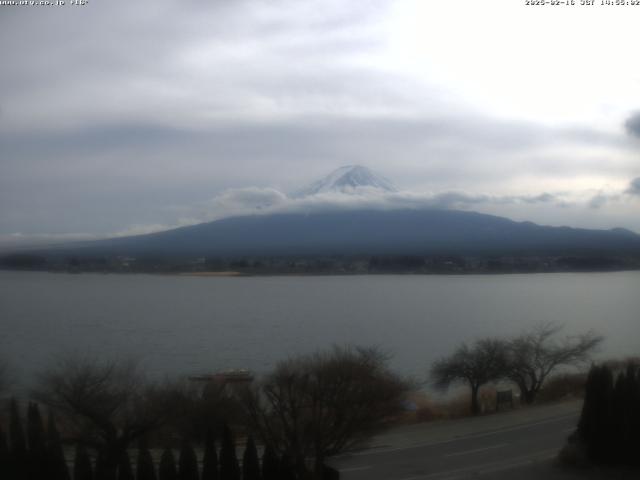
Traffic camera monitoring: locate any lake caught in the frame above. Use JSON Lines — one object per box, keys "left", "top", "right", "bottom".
{"left": 1, "top": 270, "right": 638, "bottom": 388}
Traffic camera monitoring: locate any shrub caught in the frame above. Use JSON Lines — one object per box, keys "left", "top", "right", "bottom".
{"left": 536, "top": 373, "right": 587, "bottom": 403}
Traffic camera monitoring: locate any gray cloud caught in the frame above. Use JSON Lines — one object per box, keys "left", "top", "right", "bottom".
{"left": 0, "top": 115, "right": 615, "bottom": 235}
{"left": 587, "top": 178, "right": 640, "bottom": 208}
{"left": 588, "top": 193, "right": 609, "bottom": 210}
{"left": 163, "top": 187, "right": 565, "bottom": 229}
{"left": 0, "top": 0, "right": 392, "bottom": 133}
{"left": 625, "top": 112, "right": 640, "bottom": 138}
{"left": 627, "top": 177, "right": 640, "bottom": 196}
{"left": 521, "top": 193, "right": 556, "bottom": 204}
{"left": 0, "top": 111, "right": 629, "bottom": 238}
{"left": 1, "top": 0, "right": 639, "bottom": 238}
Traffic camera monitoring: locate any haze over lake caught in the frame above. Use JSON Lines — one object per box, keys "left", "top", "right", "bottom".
{"left": 1, "top": 271, "right": 639, "bottom": 387}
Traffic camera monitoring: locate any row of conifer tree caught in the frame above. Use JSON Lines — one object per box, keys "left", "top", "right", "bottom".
{"left": 0, "top": 400, "right": 327, "bottom": 480}
{"left": 575, "top": 363, "right": 640, "bottom": 465}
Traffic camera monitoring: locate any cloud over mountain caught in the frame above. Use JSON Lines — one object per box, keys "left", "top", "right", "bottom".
{"left": 5, "top": 159, "right": 640, "bottom": 251}
{"left": 189, "top": 171, "right": 564, "bottom": 225}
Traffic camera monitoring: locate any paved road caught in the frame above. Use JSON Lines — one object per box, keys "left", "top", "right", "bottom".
{"left": 329, "top": 403, "right": 581, "bottom": 480}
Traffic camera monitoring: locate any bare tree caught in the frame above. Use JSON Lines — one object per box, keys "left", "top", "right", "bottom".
{"left": 241, "top": 346, "right": 409, "bottom": 478}
{"left": 33, "top": 355, "right": 174, "bottom": 480}
{"left": 430, "top": 338, "right": 508, "bottom": 415}
{"left": 506, "top": 323, "right": 603, "bottom": 404}
{"left": 150, "top": 377, "right": 246, "bottom": 445}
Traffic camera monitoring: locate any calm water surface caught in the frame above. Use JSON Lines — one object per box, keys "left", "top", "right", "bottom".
{"left": 1, "top": 271, "right": 638, "bottom": 386}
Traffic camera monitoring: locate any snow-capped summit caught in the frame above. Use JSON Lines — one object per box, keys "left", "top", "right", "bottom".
{"left": 294, "top": 165, "right": 397, "bottom": 197}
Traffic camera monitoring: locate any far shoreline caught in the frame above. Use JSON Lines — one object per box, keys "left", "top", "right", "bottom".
{"left": 2, "top": 267, "right": 640, "bottom": 278}
{"left": 178, "top": 271, "right": 243, "bottom": 277}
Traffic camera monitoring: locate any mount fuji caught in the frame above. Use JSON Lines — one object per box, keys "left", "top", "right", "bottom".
{"left": 293, "top": 165, "right": 397, "bottom": 197}
{"left": 6, "top": 167, "right": 640, "bottom": 264}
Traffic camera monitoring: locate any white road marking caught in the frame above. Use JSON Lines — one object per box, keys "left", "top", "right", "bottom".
{"left": 444, "top": 443, "right": 507, "bottom": 458}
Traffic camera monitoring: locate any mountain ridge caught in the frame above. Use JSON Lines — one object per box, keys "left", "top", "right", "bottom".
{"left": 3, "top": 165, "right": 640, "bottom": 267}
{"left": 31, "top": 208, "right": 640, "bottom": 259}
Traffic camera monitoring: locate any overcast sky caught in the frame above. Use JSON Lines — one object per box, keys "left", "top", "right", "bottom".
{"left": 1, "top": 0, "right": 639, "bottom": 246}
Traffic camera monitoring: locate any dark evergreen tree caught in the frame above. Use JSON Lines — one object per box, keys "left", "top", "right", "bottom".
{"left": 117, "top": 450, "right": 135, "bottom": 480}
{"left": 73, "top": 445, "right": 94, "bottom": 480}
{"left": 159, "top": 449, "right": 178, "bottom": 480}
{"left": 0, "top": 424, "right": 10, "bottom": 480}
{"left": 136, "top": 442, "right": 157, "bottom": 480}
{"left": 578, "top": 366, "right": 602, "bottom": 459}
{"left": 10, "top": 398, "right": 27, "bottom": 480}
{"left": 278, "top": 453, "right": 295, "bottom": 480}
{"left": 260, "top": 445, "right": 278, "bottom": 480}
{"left": 178, "top": 439, "right": 199, "bottom": 480}
{"left": 620, "top": 363, "right": 640, "bottom": 464}
{"left": 591, "top": 365, "right": 614, "bottom": 463}
{"left": 576, "top": 364, "right": 640, "bottom": 465}
{"left": 610, "top": 370, "right": 627, "bottom": 464}
{"left": 27, "top": 402, "right": 47, "bottom": 480}
{"left": 321, "top": 464, "right": 340, "bottom": 480}
{"left": 95, "top": 449, "right": 107, "bottom": 480}
{"left": 577, "top": 366, "right": 596, "bottom": 440}
{"left": 219, "top": 425, "right": 240, "bottom": 480}
{"left": 47, "top": 411, "right": 71, "bottom": 480}
{"left": 96, "top": 448, "right": 118, "bottom": 480}
{"left": 201, "top": 429, "right": 218, "bottom": 480}
{"left": 631, "top": 365, "right": 640, "bottom": 466}
{"left": 242, "top": 436, "right": 260, "bottom": 480}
